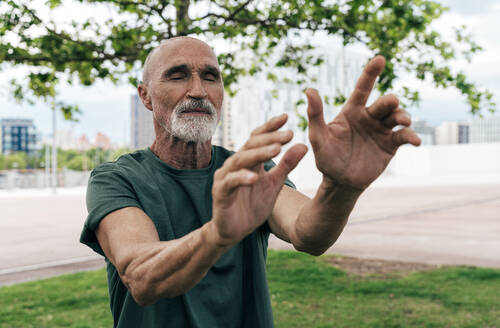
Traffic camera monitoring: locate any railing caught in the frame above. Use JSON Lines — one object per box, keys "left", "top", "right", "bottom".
{"left": 0, "top": 169, "right": 90, "bottom": 189}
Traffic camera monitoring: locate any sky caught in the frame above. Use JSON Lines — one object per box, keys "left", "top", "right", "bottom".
{"left": 402, "top": 0, "right": 500, "bottom": 123}
{"left": 0, "top": 0, "right": 499, "bottom": 146}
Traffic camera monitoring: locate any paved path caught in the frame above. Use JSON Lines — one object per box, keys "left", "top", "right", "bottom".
{"left": 270, "top": 184, "right": 500, "bottom": 267}
{"left": 1, "top": 183, "right": 499, "bottom": 286}
{"left": 0, "top": 188, "right": 104, "bottom": 286}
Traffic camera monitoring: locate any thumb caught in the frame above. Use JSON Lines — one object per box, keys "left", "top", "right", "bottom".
{"left": 268, "top": 144, "right": 308, "bottom": 183}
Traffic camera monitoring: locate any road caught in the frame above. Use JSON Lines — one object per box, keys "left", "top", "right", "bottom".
{"left": 1, "top": 183, "right": 499, "bottom": 286}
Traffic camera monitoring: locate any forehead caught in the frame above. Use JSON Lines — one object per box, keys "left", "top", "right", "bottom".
{"left": 154, "top": 39, "right": 219, "bottom": 70}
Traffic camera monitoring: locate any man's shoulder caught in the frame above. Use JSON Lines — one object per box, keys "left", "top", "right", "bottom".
{"left": 210, "top": 145, "right": 234, "bottom": 169}
{"left": 91, "top": 148, "right": 149, "bottom": 177}
{"left": 90, "top": 146, "right": 233, "bottom": 179}
{"left": 213, "top": 144, "right": 235, "bottom": 158}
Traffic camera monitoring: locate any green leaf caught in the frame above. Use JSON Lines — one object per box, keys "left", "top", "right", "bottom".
{"left": 0, "top": 0, "right": 494, "bottom": 121}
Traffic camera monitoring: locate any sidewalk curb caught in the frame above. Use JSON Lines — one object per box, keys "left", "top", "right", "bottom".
{"left": 0, "top": 257, "right": 105, "bottom": 287}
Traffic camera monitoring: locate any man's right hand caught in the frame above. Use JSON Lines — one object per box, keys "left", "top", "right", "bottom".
{"left": 209, "top": 114, "right": 308, "bottom": 247}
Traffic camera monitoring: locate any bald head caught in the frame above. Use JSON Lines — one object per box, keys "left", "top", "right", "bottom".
{"left": 142, "top": 37, "right": 219, "bottom": 86}
{"left": 137, "top": 35, "right": 224, "bottom": 144}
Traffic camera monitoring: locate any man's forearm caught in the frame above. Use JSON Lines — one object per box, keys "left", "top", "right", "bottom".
{"left": 118, "top": 221, "right": 231, "bottom": 306}
{"left": 292, "top": 176, "right": 362, "bottom": 255}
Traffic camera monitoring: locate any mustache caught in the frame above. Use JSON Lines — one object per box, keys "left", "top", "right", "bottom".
{"left": 174, "top": 99, "right": 216, "bottom": 115}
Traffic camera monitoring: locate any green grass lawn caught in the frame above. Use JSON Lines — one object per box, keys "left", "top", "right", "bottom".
{"left": 1, "top": 250, "right": 499, "bottom": 328}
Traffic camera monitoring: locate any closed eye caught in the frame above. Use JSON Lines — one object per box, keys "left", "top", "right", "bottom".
{"left": 203, "top": 73, "right": 217, "bottom": 81}
{"left": 170, "top": 73, "right": 186, "bottom": 80}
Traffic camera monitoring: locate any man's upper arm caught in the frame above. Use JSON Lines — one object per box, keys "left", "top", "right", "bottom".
{"left": 268, "top": 185, "right": 310, "bottom": 243}
{"left": 80, "top": 164, "right": 143, "bottom": 256}
{"left": 96, "top": 207, "right": 160, "bottom": 273}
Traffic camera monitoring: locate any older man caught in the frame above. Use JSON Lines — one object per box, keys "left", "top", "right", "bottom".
{"left": 81, "top": 36, "right": 420, "bottom": 327}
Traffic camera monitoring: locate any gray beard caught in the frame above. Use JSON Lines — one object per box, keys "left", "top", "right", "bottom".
{"left": 155, "top": 99, "right": 219, "bottom": 143}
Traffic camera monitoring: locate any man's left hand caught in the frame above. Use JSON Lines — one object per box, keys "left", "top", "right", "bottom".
{"left": 306, "top": 56, "right": 421, "bottom": 191}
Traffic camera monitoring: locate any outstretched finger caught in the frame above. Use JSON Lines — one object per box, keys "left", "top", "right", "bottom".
{"left": 367, "top": 94, "right": 399, "bottom": 120}
{"left": 347, "top": 56, "right": 385, "bottom": 107}
{"left": 219, "top": 169, "right": 258, "bottom": 196}
{"left": 382, "top": 109, "right": 411, "bottom": 129}
{"left": 242, "top": 130, "right": 293, "bottom": 150}
{"left": 306, "top": 88, "right": 326, "bottom": 148}
{"left": 224, "top": 144, "right": 282, "bottom": 173}
{"left": 268, "top": 144, "right": 308, "bottom": 183}
{"left": 392, "top": 127, "right": 421, "bottom": 147}
{"left": 250, "top": 113, "right": 288, "bottom": 136}
{"left": 306, "top": 88, "right": 326, "bottom": 131}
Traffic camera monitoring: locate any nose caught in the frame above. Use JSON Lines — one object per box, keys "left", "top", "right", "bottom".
{"left": 187, "top": 75, "right": 207, "bottom": 99}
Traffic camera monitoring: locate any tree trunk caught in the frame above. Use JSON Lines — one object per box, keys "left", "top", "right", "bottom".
{"left": 175, "top": 0, "right": 191, "bottom": 36}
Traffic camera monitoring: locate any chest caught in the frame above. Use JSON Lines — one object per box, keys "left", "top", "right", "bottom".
{"left": 134, "top": 171, "right": 215, "bottom": 240}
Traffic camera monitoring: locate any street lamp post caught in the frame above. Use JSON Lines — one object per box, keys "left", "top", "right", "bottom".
{"left": 52, "top": 107, "right": 57, "bottom": 194}
{"left": 45, "top": 143, "right": 50, "bottom": 188}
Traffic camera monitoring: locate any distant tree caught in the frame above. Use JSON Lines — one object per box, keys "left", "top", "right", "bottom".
{"left": 1, "top": 0, "right": 495, "bottom": 122}
{"left": 4, "top": 152, "right": 28, "bottom": 169}
{"left": 84, "top": 147, "right": 111, "bottom": 168}
{"left": 57, "top": 147, "right": 131, "bottom": 171}
{"left": 26, "top": 153, "right": 43, "bottom": 169}
{"left": 110, "top": 147, "right": 133, "bottom": 161}
{"left": 65, "top": 154, "right": 84, "bottom": 170}
{"left": 52, "top": 147, "right": 109, "bottom": 170}
{"left": 58, "top": 149, "right": 80, "bottom": 165}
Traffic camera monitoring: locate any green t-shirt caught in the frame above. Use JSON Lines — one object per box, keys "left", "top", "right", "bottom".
{"left": 80, "top": 146, "right": 294, "bottom": 328}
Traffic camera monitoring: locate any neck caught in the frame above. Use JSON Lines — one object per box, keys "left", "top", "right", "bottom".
{"left": 150, "top": 134, "right": 212, "bottom": 169}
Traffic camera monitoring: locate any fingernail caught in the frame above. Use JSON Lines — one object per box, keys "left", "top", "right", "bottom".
{"left": 273, "top": 113, "right": 286, "bottom": 121}
{"left": 305, "top": 88, "right": 318, "bottom": 95}
{"left": 269, "top": 144, "right": 280, "bottom": 154}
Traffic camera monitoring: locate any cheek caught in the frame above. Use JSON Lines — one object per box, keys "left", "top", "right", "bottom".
{"left": 151, "top": 89, "right": 174, "bottom": 111}
{"left": 209, "top": 86, "right": 224, "bottom": 108}
{"left": 149, "top": 95, "right": 174, "bottom": 125}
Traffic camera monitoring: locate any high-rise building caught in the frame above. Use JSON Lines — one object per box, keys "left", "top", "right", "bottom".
{"left": 77, "top": 134, "right": 91, "bottom": 151}
{"left": 0, "top": 118, "right": 39, "bottom": 155}
{"left": 436, "top": 121, "right": 470, "bottom": 145}
{"left": 210, "top": 92, "right": 235, "bottom": 149}
{"left": 130, "top": 94, "right": 155, "bottom": 149}
{"left": 458, "top": 124, "right": 470, "bottom": 144}
{"left": 94, "top": 132, "right": 112, "bottom": 150}
{"left": 411, "top": 120, "right": 436, "bottom": 145}
{"left": 217, "top": 95, "right": 235, "bottom": 150}
{"left": 228, "top": 46, "right": 367, "bottom": 149}
{"left": 54, "top": 129, "right": 77, "bottom": 150}
{"left": 470, "top": 116, "right": 500, "bottom": 143}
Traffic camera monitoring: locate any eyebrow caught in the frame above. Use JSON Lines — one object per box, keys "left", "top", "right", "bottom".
{"left": 163, "top": 64, "right": 221, "bottom": 79}
{"left": 204, "top": 65, "right": 220, "bottom": 78}
{"left": 164, "top": 64, "right": 190, "bottom": 77}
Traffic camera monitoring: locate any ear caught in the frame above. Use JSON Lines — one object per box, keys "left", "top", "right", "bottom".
{"left": 137, "top": 84, "right": 153, "bottom": 111}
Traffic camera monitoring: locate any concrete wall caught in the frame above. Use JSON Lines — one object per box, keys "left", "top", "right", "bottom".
{"left": 280, "top": 143, "right": 500, "bottom": 190}
{"left": 386, "top": 143, "right": 500, "bottom": 176}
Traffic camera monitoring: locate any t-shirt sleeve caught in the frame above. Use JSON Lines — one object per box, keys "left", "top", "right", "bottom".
{"left": 80, "top": 164, "right": 143, "bottom": 256}
{"left": 260, "top": 159, "right": 296, "bottom": 233}
{"left": 263, "top": 159, "right": 296, "bottom": 189}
